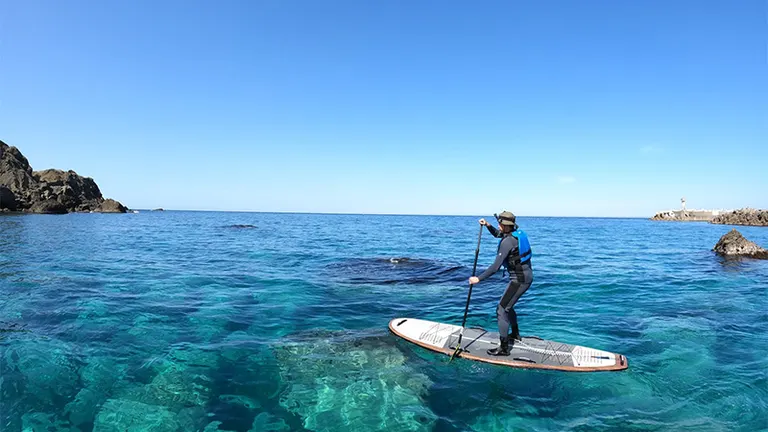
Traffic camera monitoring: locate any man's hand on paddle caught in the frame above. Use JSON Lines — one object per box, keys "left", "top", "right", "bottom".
{"left": 468, "top": 221, "right": 486, "bottom": 284}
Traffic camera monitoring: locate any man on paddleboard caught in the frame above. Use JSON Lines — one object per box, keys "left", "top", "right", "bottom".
{"left": 468, "top": 211, "right": 533, "bottom": 356}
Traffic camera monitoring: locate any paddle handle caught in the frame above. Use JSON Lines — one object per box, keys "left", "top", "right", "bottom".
{"left": 459, "top": 224, "right": 483, "bottom": 333}
{"left": 471, "top": 223, "right": 483, "bottom": 277}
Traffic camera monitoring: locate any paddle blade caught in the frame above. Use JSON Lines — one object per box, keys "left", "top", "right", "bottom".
{"left": 448, "top": 346, "right": 461, "bottom": 362}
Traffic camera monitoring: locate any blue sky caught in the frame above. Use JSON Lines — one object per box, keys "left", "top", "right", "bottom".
{"left": 2, "top": 1, "right": 766, "bottom": 216}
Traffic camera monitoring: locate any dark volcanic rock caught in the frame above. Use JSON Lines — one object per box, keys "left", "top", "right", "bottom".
{"left": 0, "top": 185, "right": 17, "bottom": 211}
{"left": 0, "top": 144, "right": 34, "bottom": 190}
{"left": 97, "top": 199, "right": 128, "bottom": 213}
{"left": 713, "top": 229, "right": 768, "bottom": 259}
{"left": 34, "top": 169, "right": 102, "bottom": 200}
{"left": 712, "top": 208, "right": 768, "bottom": 227}
{"left": 0, "top": 139, "right": 127, "bottom": 214}
{"left": 29, "top": 199, "right": 69, "bottom": 214}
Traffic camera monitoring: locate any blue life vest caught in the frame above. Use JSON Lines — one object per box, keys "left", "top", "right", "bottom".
{"left": 510, "top": 228, "right": 532, "bottom": 264}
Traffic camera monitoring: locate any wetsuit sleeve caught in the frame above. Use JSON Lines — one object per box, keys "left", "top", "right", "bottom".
{"left": 477, "top": 236, "right": 516, "bottom": 281}
{"left": 485, "top": 224, "right": 502, "bottom": 238}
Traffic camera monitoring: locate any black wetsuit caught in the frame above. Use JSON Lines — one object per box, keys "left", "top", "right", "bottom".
{"left": 477, "top": 224, "right": 534, "bottom": 341}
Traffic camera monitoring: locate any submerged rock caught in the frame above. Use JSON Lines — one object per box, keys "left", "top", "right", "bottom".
{"left": 389, "top": 257, "right": 410, "bottom": 264}
{"left": 249, "top": 412, "right": 290, "bottom": 432}
{"left": 65, "top": 356, "right": 128, "bottom": 428}
{"left": 712, "top": 208, "right": 768, "bottom": 227}
{"left": 218, "top": 394, "right": 261, "bottom": 410}
{"left": 204, "top": 421, "right": 237, "bottom": 432}
{"left": 0, "top": 139, "right": 127, "bottom": 213}
{"left": 325, "top": 257, "right": 466, "bottom": 286}
{"left": 274, "top": 329, "right": 437, "bottom": 431}
{"left": 21, "top": 412, "right": 72, "bottom": 432}
{"left": 0, "top": 320, "right": 29, "bottom": 336}
{"left": 713, "top": 229, "right": 768, "bottom": 259}
{"left": 105, "top": 346, "right": 215, "bottom": 432}
{"left": 145, "top": 363, "right": 211, "bottom": 409}
{"left": 65, "top": 388, "right": 102, "bottom": 428}
{"left": 117, "top": 352, "right": 214, "bottom": 412}
{"left": 3, "top": 338, "right": 80, "bottom": 406}
{"left": 93, "top": 399, "right": 180, "bottom": 432}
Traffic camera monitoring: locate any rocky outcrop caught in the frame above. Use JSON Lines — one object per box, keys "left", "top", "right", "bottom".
{"left": 711, "top": 208, "right": 768, "bottom": 227}
{"left": 0, "top": 139, "right": 126, "bottom": 213}
{"left": 651, "top": 211, "right": 678, "bottom": 221}
{"left": 713, "top": 229, "right": 768, "bottom": 259}
{"left": 651, "top": 210, "right": 716, "bottom": 222}
{"left": 0, "top": 144, "right": 36, "bottom": 208}
{"left": 29, "top": 199, "right": 69, "bottom": 214}
{"left": 97, "top": 199, "right": 128, "bottom": 213}
{"left": 653, "top": 207, "right": 767, "bottom": 226}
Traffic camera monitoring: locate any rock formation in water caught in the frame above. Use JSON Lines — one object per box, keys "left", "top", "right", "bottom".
{"left": 274, "top": 329, "right": 437, "bottom": 430}
{"left": 0, "top": 139, "right": 127, "bottom": 213}
{"left": 651, "top": 211, "right": 680, "bottom": 221}
{"left": 713, "top": 229, "right": 768, "bottom": 259}
{"left": 711, "top": 208, "right": 768, "bottom": 227}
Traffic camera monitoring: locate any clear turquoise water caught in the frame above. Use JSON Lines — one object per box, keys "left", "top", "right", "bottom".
{"left": 1, "top": 212, "right": 766, "bottom": 431}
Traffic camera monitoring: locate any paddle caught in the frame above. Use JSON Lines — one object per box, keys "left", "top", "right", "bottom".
{"left": 449, "top": 222, "right": 484, "bottom": 362}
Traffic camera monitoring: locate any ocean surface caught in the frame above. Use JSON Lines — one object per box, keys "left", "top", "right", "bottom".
{"left": 1, "top": 212, "right": 766, "bottom": 432}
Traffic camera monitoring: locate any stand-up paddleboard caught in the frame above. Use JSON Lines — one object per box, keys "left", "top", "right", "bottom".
{"left": 389, "top": 318, "right": 628, "bottom": 372}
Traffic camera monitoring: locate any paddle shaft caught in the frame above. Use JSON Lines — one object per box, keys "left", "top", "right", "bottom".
{"left": 455, "top": 224, "right": 483, "bottom": 349}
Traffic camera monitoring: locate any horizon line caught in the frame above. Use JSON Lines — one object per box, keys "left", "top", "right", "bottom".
{"left": 129, "top": 208, "right": 651, "bottom": 219}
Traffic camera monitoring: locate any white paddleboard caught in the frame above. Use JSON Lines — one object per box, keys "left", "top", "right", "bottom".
{"left": 389, "top": 317, "right": 628, "bottom": 372}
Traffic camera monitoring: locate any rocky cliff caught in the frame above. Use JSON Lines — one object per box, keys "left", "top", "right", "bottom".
{"left": 0, "top": 140, "right": 127, "bottom": 214}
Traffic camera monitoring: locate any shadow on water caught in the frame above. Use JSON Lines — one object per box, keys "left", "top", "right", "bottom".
{"left": 324, "top": 257, "right": 469, "bottom": 286}
{"left": 716, "top": 254, "right": 768, "bottom": 270}
{"left": 0, "top": 320, "right": 30, "bottom": 337}
{"left": 221, "top": 225, "right": 258, "bottom": 229}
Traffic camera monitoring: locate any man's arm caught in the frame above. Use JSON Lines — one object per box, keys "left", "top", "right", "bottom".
{"left": 476, "top": 236, "right": 516, "bottom": 281}
{"left": 485, "top": 224, "right": 502, "bottom": 238}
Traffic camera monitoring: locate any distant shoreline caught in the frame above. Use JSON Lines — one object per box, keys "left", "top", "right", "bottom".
{"left": 0, "top": 209, "right": 670, "bottom": 219}
{"left": 651, "top": 208, "right": 767, "bottom": 227}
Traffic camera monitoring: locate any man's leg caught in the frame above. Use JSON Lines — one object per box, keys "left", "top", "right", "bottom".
{"left": 487, "top": 279, "right": 521, "bottom": 356}
{"left": 503, "top": 267, "right": 533, "bottom": 342}
{"left": 508, "top": 307, "right": 520, "bottom": 341}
